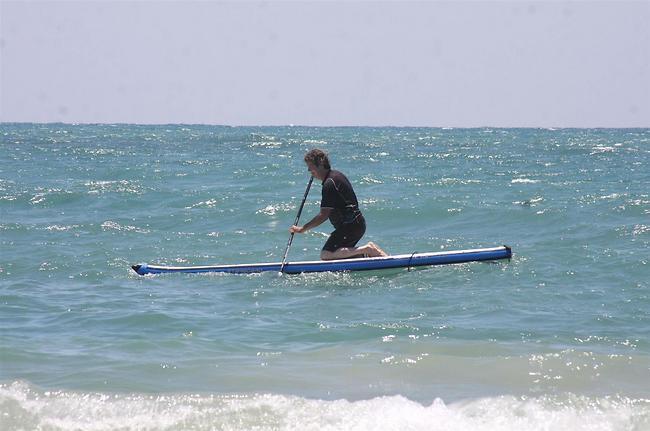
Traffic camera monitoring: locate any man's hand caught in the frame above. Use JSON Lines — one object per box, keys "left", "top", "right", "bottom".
{"left": 289, "top": 225, "right": 305, "bottom": 234}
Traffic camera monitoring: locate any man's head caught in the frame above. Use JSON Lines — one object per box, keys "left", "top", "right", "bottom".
{"left": 304, "top": 149, "right": 331, "bottom": 169}
{"left": 304, "top": 149, "right": 331, "bottom": 180}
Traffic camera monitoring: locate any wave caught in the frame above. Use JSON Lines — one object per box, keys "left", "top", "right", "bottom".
{"left": 1, "top": 381, "right": 649, "bottom": 431}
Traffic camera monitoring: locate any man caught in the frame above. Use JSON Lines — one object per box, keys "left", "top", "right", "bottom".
{"left": 289, "top": 149, "right": 387, "bottom": 260}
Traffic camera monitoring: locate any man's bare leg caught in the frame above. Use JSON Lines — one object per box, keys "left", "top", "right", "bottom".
{"left": 320, "top": 242, "right": 388, "bottom": 260}
{"left": 368, "top": 242, "right": 388, "bottom": 257}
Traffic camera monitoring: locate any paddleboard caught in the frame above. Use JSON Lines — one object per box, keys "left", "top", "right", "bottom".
{"left": 132, "top": 245, "right": 511, "bottom": 275}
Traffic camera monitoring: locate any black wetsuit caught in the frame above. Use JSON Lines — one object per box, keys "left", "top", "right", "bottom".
{"left": 320, "top": 170, "right": 366, "bottom": 252}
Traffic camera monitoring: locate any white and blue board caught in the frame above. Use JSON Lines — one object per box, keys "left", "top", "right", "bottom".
{"left": 132, "top": 245, "right": 511, "bottom": 275}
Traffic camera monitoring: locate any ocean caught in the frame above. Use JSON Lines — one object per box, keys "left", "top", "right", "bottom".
{"left": 1, "top": 124, "right": 649, "bottom": 430}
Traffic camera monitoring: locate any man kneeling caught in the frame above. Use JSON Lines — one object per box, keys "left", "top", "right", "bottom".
{"left": 289, "top": 149, "right": 387, "bottom": 260}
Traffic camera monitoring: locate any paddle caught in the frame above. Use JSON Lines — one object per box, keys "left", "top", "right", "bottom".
{"left": 280, "top": 176, "right": 314, "bottom": 274}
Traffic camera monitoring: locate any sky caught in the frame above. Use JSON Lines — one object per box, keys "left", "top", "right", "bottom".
{"left": 1, "top": 1, "right": 648, "bottom": 127}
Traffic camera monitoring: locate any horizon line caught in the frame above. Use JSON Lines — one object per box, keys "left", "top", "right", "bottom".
{"left": 2, "top": 121, "right": 649, "bottom": 130}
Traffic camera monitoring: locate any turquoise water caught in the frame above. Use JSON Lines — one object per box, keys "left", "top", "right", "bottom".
{"left": 1, "top": 124, "right": 649, "bottom": 430}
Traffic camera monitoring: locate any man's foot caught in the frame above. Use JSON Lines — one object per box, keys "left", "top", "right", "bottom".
{"left": 368, "top": 242, "right": 388, "bottom": 257}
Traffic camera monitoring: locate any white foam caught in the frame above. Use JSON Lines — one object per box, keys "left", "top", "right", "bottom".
{"left": 1, "top": 382, "right": 648, "bottom": 431}
{"left": 100, "top": 220, "right": 150, "bottom": 234}
{"left": 256, "top": 203, "right": 295, "bottom": 216}
{"left": 185, "top": 199, "right": 219, "bottom": 209}
{"left": 85, "top": 180, "right": 142, "bottom": 195}
{"left": 511, "top": 178, "right": 539, "bottom": 184}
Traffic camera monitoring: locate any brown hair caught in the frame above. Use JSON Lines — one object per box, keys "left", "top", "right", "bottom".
{"left": 304, "top": 148, "right": 331, "bottom": 170}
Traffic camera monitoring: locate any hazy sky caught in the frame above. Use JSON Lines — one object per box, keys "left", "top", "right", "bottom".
{"left": 1, "top": 1, "right": 648, "bottom": 127}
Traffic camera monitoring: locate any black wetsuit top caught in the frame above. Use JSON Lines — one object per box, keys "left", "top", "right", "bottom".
{"left": 321, "top": 170, "right": 362, "bottom": 229}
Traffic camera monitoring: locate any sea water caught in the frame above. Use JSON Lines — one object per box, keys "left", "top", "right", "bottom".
{"left": 1, "top": 124, "right": 649, "bottom": 430}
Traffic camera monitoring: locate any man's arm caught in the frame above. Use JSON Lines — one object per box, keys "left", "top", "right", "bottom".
{"left": 290, "top": 207, "right": 332, "bottom": 233}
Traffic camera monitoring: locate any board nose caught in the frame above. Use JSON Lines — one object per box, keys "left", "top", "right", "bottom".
{"left": 131, "top": 264, "right": 142, "bottom": 274}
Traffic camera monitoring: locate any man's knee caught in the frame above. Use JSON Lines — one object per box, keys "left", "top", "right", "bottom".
{"left": 320, "top": 250, "right": 336, "bottom": 260}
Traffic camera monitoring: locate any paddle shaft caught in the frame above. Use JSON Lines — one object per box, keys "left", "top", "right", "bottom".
{"left": 280, "top": 176, "right": 314, "bottom": 273}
